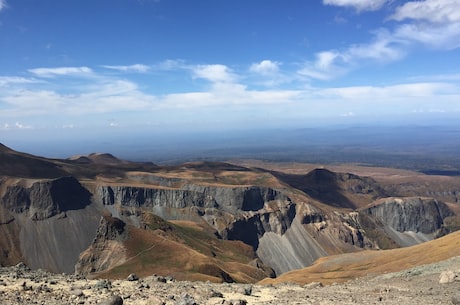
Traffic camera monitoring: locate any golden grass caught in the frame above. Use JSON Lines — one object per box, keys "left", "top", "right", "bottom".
{"left": 94, "top": 215, "right": 267, "bottom": 283}
{"left": 260, "top": 230, "right": 460, "bottom": 285}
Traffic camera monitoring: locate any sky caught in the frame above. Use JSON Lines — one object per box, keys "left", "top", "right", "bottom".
{"left": 1, "top": 0, "right": 460, "bottom": 154}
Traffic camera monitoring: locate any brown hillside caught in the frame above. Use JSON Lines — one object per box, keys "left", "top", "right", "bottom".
{"left": 260, "top": 230, "right": 460, "bottom": 285}
{"left": 92, "top": 214, "right": 271, "bottom": 283}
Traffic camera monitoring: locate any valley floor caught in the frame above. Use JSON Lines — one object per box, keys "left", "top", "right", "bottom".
{"left": 1, "top": 257, "right": 459, "bottom": 305}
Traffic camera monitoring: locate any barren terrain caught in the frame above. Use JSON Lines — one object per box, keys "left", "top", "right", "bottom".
{"left": 1, "top": 255, "right": 459, "bottom": 305}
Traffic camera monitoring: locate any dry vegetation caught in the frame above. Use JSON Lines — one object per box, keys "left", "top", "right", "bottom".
{"left": 94, "top": 213, "right": 268, "bottom": 283}
{"left": 260, "top": 230, "right": 460, "bottom": 285}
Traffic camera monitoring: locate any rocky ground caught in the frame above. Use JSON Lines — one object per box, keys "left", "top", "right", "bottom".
{"left": 1, "top": 257, "right": 459, "bottom": 305}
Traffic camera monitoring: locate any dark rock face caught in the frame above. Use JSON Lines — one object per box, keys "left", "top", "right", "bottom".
{"left": 1, "top": 177, "right": 92, "bottom": 220}
{"left": 75, "top": 216, "right": 128, "bottom": 275}
{"left": 93, "top": 216, "right": 127, "bottom": 242}
{"left": 95, "top": 185, "right": 287, "bottom": 213}
{"left": 363, "top": 197, "right": 454, "bottom": 234}
{"left": 223, "top": 203, "right": 296, "bottom": 250}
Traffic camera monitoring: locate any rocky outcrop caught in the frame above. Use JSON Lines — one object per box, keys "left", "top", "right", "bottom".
{"left": 221, "top": 202, "right": 296, "bottom": 250}
{"left": 363, "top": 197, "right": 453, "bottom": 233}
{"left": 362, "top": 197, "right": 454, "bottom": 246}
{"left": 1, "top": 177, "right": 92, "bottom": 220}
{"left": 95, "top": 184, "right": 287, "bottom": 213}
{"left": 75, "top": 216, "right": 128, "bottom": 275}
{"left": 0, "top": 177, "right": 100, "bottom": 273}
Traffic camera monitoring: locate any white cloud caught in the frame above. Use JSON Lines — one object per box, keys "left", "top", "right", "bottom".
{"left": 192, "top": 64, "right": 236, "bottom": 83}
{"left": 15, "top": 122, "right": 33, "bottom": 129}
{"left": 322, "top": 82, "right": 458, "bottom": 100}
{"left": 298, "top": 50, "right": 349, "bottom": 80}
{"left": 323, "top": 0, "right": 390, "bottom": 12}
{"left": 250, "top": 60, "right": 281, "bottom": 75}
{"left": 159, "top": 81, "right": 300, "bottom": 108}
{"left": 0, "top": 79, "right": 154, "bottom": 118}
{"left": 0, "top": 0, "right": 6, "bottom": 12}
{"left": 394, "top": 22, "right": 460, "bottom": 50}
{"left": 154, "top": 59, "right": 187, "bottom": 70}
{"left": 28, "top": 66, "right": 93, "bottom": 78}
{"left": 298, "top": 29, "right": 408, "bottom": 80}
{"left": 101, "top": 64, "right": 150, "bottom": 73}
{"left": 386, "top": 0, "right": 460, "bottom": 50}
{"left": 0, "top": 76, "right": 42, "bottom": 87}
{"left": 306, "top": 0, "right": 460, "bottom": 81}
{"left": 390, "top": 0, "right": 460, "bottom": 23}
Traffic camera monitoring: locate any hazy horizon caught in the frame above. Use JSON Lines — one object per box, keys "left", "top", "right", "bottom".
{"left": 1, "top": 0, "right": 460, "bottom": 147}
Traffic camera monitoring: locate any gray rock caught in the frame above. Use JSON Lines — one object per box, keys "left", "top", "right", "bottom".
{"left": 127, "top": 273, "right": 139, "bottom": 281}
{"left": 175, "top": 293, "right": 197, "bottom": 305}
{"left": 209, "top": 289, "right": 224, "bottom": 298}
{"left": 452, "top": 295, "right": 460, "bottom": 305}
{"left": 101, "top": 295, "right": 123, "bottom": 305}
{"left": 95, "top": 279, "right": 112, "bottom": 289}
{"left": 363, "top": 197, "right": 453, "bottom": 235}
{"left": 238, "top": 285, "right": 252, "bottom": 296}
{"left": 70, "top": 288, "right": 84, "bottom": 297}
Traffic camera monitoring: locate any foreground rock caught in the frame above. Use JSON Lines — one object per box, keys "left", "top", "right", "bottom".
{"left": 1, "top": 257, "right": 460, "bottom": 305}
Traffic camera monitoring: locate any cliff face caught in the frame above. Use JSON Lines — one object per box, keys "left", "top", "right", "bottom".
{"left": 75, "top": 216, "right": 128, "bottom": 275}
{"left": 362, "top": 197, "right": 454, "bottom": 246}
{"left": 95, "top": 184, "right": 287, "bottom": 213}
{"left": 0, "top": 177, "right": 100, "bottom": 273}
{"left": 1, "top": 176, "right": 92, "bottom": 220}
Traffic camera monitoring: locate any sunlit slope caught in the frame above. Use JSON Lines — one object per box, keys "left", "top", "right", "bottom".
{"left": 260, "top": 230, "right": 460, "bottom": 285}
{"left": 90, "top": 214, "right": 272, "bottom": 283}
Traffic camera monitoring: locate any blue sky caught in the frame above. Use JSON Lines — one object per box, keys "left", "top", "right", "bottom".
{"left": 1, "top": 0, "right": 460, "bottom": 145}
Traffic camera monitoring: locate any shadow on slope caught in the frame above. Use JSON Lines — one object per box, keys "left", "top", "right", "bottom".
{"left": 271, "top": 168, "right": 358, "bottom": 209}
{"left": 0, "top": 143, "right": 67, "bottom": 178}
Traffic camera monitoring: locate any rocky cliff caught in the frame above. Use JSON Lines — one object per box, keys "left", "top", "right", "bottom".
{"left": 1, "top": 176, "right": 92, "bottom": 220}
{"left": 75, "top": 215, "right": 128, "bottom": 275}
{"left": 362, "top": 197, "right": 454, "bottom": 246}
{"left": 0, "top": 177, "right": 101, "bottom": 273}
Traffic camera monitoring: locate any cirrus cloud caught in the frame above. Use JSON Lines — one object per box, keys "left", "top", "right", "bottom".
{"left": 28, "top": 66, "right": 93, "bottom": 78}
{"left": 0, "top": 0, "right": 6, "bottom": 12}
{"left": 390, "top": 0, "right": 460, "bottom": 23}
{"left": 323, "top": 0, "right": 390, "bottom": 12}
{"left": 101, "top": 64, "right": 151, "bottom": 73}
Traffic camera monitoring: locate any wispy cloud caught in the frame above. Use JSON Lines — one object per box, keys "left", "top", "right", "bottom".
{"left": 303, "top": 0, "right": 460, "bottom": 80}
{"left": 389, "top": 0, "right": 460, "bottom": 50}
{"left": 101, "top": 64, "right": 151, "bottom": 73}
{"left": 153, "top": 59, "right": 187, "bottom": 71}
{"left": 0, "top": 76, "right": 42, "bottom": 87}
{"left": 28, "top": 66, "right": 93, "bottom": 78}
{"left": 298, "top": 30, "right": 405, "bottom": 81}
{"left": 323, "top": 0, "right": 390, "bottom": 12}
{"left": 0, "top": 0, "right": 6, "bottom": 12}
{"left": 390, "top": 0, "right": 460, "bottom": 23}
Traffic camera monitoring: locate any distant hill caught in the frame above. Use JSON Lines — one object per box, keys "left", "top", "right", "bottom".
{"left": 0, "top": 143, "right": 67, "bottom": 178}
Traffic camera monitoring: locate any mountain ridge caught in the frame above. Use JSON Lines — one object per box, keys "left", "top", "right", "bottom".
{"left": 0, "top": 143, "right": 459, "bottom": 283}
